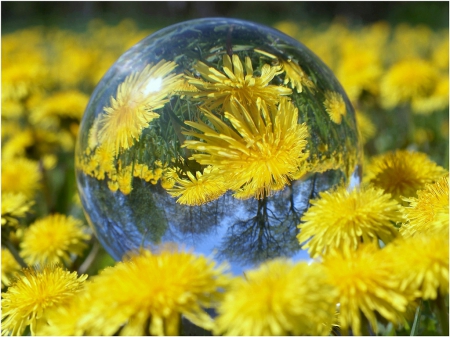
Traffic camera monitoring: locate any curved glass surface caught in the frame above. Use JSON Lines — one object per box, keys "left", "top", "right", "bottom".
{"left": 75, "top": 18, "right": 362, "bottom": 275}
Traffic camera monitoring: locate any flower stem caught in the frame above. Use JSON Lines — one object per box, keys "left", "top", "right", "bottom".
{"left": 360, "top": 315, "right": 375, "bottom": 336}
{"left": 436, "top": 293, "right": 449, "bottom": 336}
{"left": 3, "top": 240, "right": 27, "bottom": 268}
{"left": 410, "top": 300, "right": 422, "bottom": 336}
{"left": 77, "top": 240, "right": 100, "bottom": 275}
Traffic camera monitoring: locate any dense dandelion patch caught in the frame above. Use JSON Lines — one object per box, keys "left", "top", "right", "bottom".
{"left": 1, "top": 15, "right": 448, "bottom": 337}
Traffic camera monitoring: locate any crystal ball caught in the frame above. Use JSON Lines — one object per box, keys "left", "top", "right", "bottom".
{"left": 75, "top": 18, "right": 361, "bottom": 274}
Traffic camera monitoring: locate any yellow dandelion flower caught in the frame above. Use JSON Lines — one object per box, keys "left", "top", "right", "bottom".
{"left": 1, "top": 50, "right": 48, "bottom": 101}
{"left": 187, "top": 54, "right": 291, "bottom": 110}
{"left": 322, "top": 244, "right": 411, "bottom": 335}
{"left": 77, "top": 248, "right": 230, "bottom": 336}
{"left": 364, "top": 150, "right": 447, "bottom": 202}
{"left": 380, "top": 58, "right": 439, "bottom": 109}
{"left": 97, "top": 59, "right": 182, "bottom": 155}
{"left": 91, "top": 144, "right": 116, "bottom": 180}
{"left": 20, "top": 214, "right": 90, "bottom": 266}
{"left": 1, "top": 265, "right": 87, "bottom": 336}
{"left": 336, "top": 49, "right": 382, "bottom": 101}
{"left": 1, "top": 129, "right": 33, "bottom": 160}
{"left": 215, "top": 259, "right": 338, "bottom": 336}
{"left": 1, "top": 248, "right": 21, "bottom": 289}
{"left": 29, "top": 90, "right": 89, "bottom": 125}
{"left": 323, "top": 90, "right": 347, "bottom": 124}
{"left": 1, "top": 100, "right": 25, "bottom": 119}
{"left": 1, "top": 192, "right": 34, "bottom": 227}
{"left": 107, "top": 174, "right": 119, "bottom": 193}
{"left": 298, "top": 185, "right": 401, "bottom": 258}
{"left": 400, "top": 175, "right": 449, "bottom": 238}
{"left": 1, "top": 157, "right": 41, "bottom": 198}
{"left": 411, "top": 75, "right": 449, "bottom": 115}
{"left": 35, "top": 291, "right": 91, "bottom": 336}
{"left": 280, "top": 58, "right": 315, "bottom": 93}
{"left": 183, "top": 97, "right": 309, "bottom": 200}
{"left": 384, "top": 234, "right": 449, "bottom": 300}
{"left": 432, "top": 36, "right": 449, "bottom": 71}
{"left": 117, "top": 165, "right": 133, "bottom": 195}
{"left": 355, "top": 109, "right": 376, "bottom": 144}
{"left": 167, "top": 166, "right": 227, "bottom": 205}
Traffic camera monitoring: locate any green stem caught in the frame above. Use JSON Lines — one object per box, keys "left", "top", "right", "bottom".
{"left": 410, "top": 300, "right": 422, "bottom": 336}
{"left": 436, "top": 293, "right": 449, "bottom": 336}
{"left": 3, "top": 241, "right": 27, "bottom": 268}
{"left": 77, "top": 240, "right": 100, "bottom": 275}
{"left": 360, "top": 314, "right": 375, "bottom": 336}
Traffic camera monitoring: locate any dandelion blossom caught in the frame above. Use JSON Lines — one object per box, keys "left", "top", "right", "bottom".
{"left": 1, "top": 265, "right": 87, "bottom": 336}
{"left": 35, "top": 292, "right": 91, "bottom": 336}
{"left": 280, "top": 58, "right": 315, "bottom": 93}
{"left": 1, "top": 192, "right": 34, "bottom": 227}
{"left": 20, "top": 214, "right": 90, "bottom": 266}
{"left": 364, "top": 150, "right": 447, "bottom": 201}
{"left": 215, "top": 259, "right": 338, "bottom": 336}
{"left": 1, "top": 157, "right": 41, "bottom": 198}
{"left": 187, "top": 54, "right": 291, "bottom": 110}
{"left": 323, "top": 90, "right": 347, "bottom": 124}
{"left": 381, "top": 58, "right": 438, "bottom": 109}
{"left": 97, "top": 60, "right": 182, "bottom": 155}
{"left": 322, "top": 244, "right": 411, "bottom": 335}
{"left": 183, "top": 97, "right": 309, "bottom": 200}
{"left": 1, "top": 248, "right": 21, "bottom": 288}
{"left": 400, "top": 176, "right": 449, "bottom": 238}
{"left": 78, "top": 247, "right": 230, "bottom": 336}
{"left": 167, "top": 166, "right": 227, "bottom": 205}
{"left": 384, "top": 234, "right": 449, "bottom": 300}
{"left": 298, "top": 185, "right": 401, "bottom": 258}
{"left": 29, "top": 89, "right": 89, "bottom": 125}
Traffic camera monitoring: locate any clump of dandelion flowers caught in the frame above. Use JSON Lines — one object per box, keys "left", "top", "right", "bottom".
{"left": 187, "top": 54, "right": 292, "bottom": 110}
{"left": 297, "top": 185, "right": 402, "bottom": 258}
{"left": 20, "top": 214, "right": 90, "bottom": 266}
{"left": 95, "top": 59, "right": 183, "bottom": 156}
{"left": 183, "top": 97, "right": 309, "bottom": 200}
{"left": 1, "top": 265, "right": 87, "bottom": 336}
{"left": 400, "top": 175, "right": 449, "bottom": 238}
{"left": 214, "top": 258, "right": 338, "bottom": 336}
{"left": 364, "top": 150, "right": 447, "bottom": 201}
{"left": 383, "top": 233, "right": 449, "bottom": 300}
{"left": 77, "top": 247, "right": 230, "bottom": 336}
{"left": 322, "top": 244, "right": 411, "bottom": 335}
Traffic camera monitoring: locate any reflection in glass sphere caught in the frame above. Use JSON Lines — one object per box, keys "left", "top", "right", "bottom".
{"left": 75, "top": 18, "right": 361, "bottom": 275}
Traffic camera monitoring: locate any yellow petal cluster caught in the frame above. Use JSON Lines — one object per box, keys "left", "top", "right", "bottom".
{"left": 187, "top": 54, "right": 292, "bottom": 110}
{"left": 20, "top": 214, "right": 90, "bottom": 266}
{"left": 96, "top": 60, "right": 183, "bottom": 156}
{"left": 400, "top": 175, "right": 449, "bottom": 238}
{"left": 1, "top": 265, "right": 87, "bottom": 336}
{"left": 215, "top": 259, "right": 338, "bottom": 336}
{"left": 364, "top": 150, "right": 447, "bottom": 202}
{"left": 322, "top": 244, "right": 412, "bottom": 335}
{"left": 183, "top": 97, "right": 309, "bottom": 200}
{"left": 68, "top": 248, "right": 230, "bottom": 336}
{"left": 383, "top": 233, "right": 449, "bottom": 300}
{"left": 298, "top": 185, "right": 401, "bottom": 257}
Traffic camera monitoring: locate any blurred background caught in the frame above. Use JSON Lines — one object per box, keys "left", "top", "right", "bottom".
{"left": 2, "top": 1, "right": 449, "bottom": 32}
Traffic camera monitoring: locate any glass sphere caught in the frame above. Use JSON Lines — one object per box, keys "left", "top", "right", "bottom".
{"left": 75, "top": 18, "right": 361, "bottom": 274}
